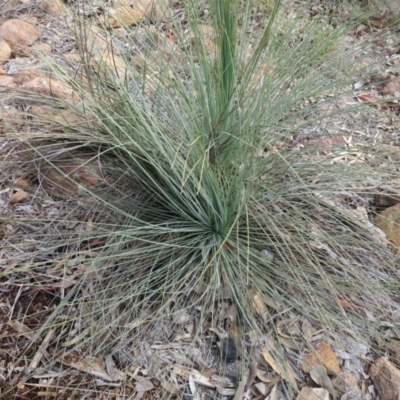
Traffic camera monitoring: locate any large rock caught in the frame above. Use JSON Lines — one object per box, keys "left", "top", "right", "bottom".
{"left": 0, "top": 19, "right": 40, "bottom": 50}
{"left": 0, "top": 76, "right": 17, "bottom": 90}
{"left": 19, "top": 77, "right": 79, "bottom": 102}
{"left": 370, "top": 357, "right": 400, "bottom": 400}
{"left": 12, "top": 69, "right": 47, "bottom": 85}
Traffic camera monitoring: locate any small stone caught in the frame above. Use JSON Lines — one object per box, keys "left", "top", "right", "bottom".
{"left": 33, "top": 42, "right": 52, "bottom": 53}
{"left": 0, "top": 19, "right": 40, "bottom": 50}
{"left": 0, "top": 40, "right": 12, "bottom": 62}
{"left": 370, "top": 357, "right": 400, "bottom": 400}
{"left": 296, "top": 387, "right": 329, "bottom": 400}
{"left": 38, "top": 0, "right": 67, "bottom": 17}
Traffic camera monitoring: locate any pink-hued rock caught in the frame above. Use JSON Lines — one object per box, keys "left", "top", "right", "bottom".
{"left": 38, "top": 0, "right": 67, "bottom": 18}
{"left": 12, "top": 69, "right": 47, "bottom": 85}
{"left": 0, "top": 40, "right": 12, "bottom": 62}
{"left": 0, "top": 76, "right": 17, "bottom": 90}
{"left": 19, "top": 77, "right": 79, "bottom": 102}
{"left": 0, "top": 19, "right": 40, "bottom": 50}
{"left": 370, "top": 357, "right": 400, "bottom": 400}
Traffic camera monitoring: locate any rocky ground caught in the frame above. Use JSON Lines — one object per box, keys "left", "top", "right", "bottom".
{"left": 1, "top": 0, "right": 400, "bottom": 399}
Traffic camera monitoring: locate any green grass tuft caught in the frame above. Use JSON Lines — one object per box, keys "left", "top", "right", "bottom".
{"left": 1, "top": 0, "right": 400, "bottom": 396}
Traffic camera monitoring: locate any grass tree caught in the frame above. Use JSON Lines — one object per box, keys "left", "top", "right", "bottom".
{"left": 1, "top": 0, "right": 400, "bottom": 396}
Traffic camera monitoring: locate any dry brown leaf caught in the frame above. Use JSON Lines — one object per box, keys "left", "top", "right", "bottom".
{"left": 256, "top": 370, "right": 281, "bottom": 384}
{"left": 254, "top": 381, "right": 271, "bottom": 396}
{"left": 382, "top": 100, "right": 400, "bottom": 112}
{"left": 9, "top": 190, "right": 28, "bottom": 203}
{"left": 338, "top": 297, "right": 359, "bottom": 310}
{"left": 28, "top": 329, "right": 56, "bottom": 372}
{"left": 173, "top": 367, "right": 214, "bottom": 388}
{"left": 8, "top": 320, "right": 34, "bottom": 339}
{"left": 172, "top": 310, "right": 191, "bottom": 324}
{"left": 302, "top": 318, "right": 313, "bottom": 343}
{"left": 246, "top": 329, "right": 264, "bottom": 344}
{"left": 261, "top": 339, "right": 298, "bottom": 388}
{"left": 309, "top": 364, "right": 337, "bottom": 399}
{"left": 160, "top": 379, "right": 179, "bottom": 394}
{"left": 210, "top": 374, "right": 236, "bottom": 388}
{"left": 302, "top": 341, "right": 341, "bottom": 375}
{"left": 357, "top": 93, "right": 377, "bottom": 103}
{"left": 250, "top": 290, "right": 267, "bottom": 316}
{"left": 278, "top": 336, "right": 301, "bottom": 350}
{"left": 135, "top": 379, "right": 155, "bottom": 392}
{"left": 40, "top": 168, "right": 78, "bottom": 195}
{"left": 376, "top": 203, "right": 400, "bottom": 250}
{"left": 50, "top": 349, "right": 125, "bottom": 382}
{"left": 276, "top": 317, "right": 302, "bottom": 339}
{"left": 368, "top": 19, "right": 386, "bottom": 29}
